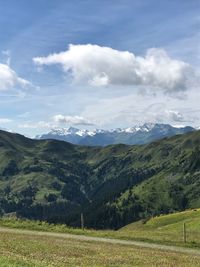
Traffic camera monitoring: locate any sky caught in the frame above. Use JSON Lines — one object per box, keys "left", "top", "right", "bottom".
{"left": 0, "top": 0, "right": 199, "bottom": 136}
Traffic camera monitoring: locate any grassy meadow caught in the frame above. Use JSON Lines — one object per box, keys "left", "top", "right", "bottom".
{"left": 0, "top": 231, "right": 200, "bottom": 267}
{"left": 1, "top": 209, "right": 200, "bottom": 266}
{"left": 1, "top": 208, "right": 200, "bottom": 248}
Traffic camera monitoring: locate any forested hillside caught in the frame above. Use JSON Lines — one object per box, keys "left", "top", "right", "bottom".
{"left": 0, "top": 129, "right": 200, "bottom": 229}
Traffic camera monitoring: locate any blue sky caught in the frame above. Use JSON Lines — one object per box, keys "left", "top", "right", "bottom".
{"left": 0, "top": 0, "right": 199, "bottom": 136}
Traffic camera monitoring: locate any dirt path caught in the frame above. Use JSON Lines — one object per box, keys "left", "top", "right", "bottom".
{"left": 0, "top": 226, "right": 200, "bottom": 257}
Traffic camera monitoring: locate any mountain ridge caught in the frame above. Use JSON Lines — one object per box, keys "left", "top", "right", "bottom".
{"left": 36, "top": 123, "right": 195, "bottom": 146}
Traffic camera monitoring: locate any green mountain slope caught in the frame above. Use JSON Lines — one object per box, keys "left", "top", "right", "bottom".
{"left": 0, "top": 129, "right": 200, "bottom": 229}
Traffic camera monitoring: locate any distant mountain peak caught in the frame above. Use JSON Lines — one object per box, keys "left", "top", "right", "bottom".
{"left": 36, "top": 123, "right": 195, "bottom": 146}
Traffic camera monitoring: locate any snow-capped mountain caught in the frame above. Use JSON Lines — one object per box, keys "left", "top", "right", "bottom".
{"left": 46, "top": 127, "right": 95, "bottom": 137}
{"left": 36, "top": 123, "right": 195, "bottom": 146}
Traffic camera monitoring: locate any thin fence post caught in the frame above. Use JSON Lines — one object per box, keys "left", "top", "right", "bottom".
{"left": 81, "top": 213, "right": 84, "bottom": 230}
{"left": 183, "top": 222, "right": 186, "bottom": 243}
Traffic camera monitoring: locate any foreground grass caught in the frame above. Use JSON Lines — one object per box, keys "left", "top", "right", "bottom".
{"left": 1, "top": 209, "right": 200, "bottom": 248}
{"left": 0, "top": 231, "right": 200, "bottom": 267}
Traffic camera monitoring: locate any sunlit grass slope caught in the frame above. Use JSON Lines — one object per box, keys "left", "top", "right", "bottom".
{"left": 120, "top": 208, "right": 200, "bottom": 246}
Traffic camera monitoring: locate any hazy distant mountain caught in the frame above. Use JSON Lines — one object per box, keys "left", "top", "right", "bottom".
{"left": 36, "top": 123, "right": 195, "bottom": 146}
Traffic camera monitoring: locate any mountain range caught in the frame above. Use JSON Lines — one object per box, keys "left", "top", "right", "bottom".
{"left": 0, "top": 128, "right": 200, "bottom": 229}
{"left": 37, "top": 123, "right": 195, "bottom": 146}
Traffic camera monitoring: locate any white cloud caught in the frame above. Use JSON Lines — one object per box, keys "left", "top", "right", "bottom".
{"left": 80, "top": 88, "right": 200, "bottom": 128}
{"left": 165, "top": 110, "right": 184, "bottom": 122}
{"left": 18, "top": 115, "right": 94, "bottom": 130}
{"left": 0, "top": 118, "right": 12, "bottom": 123}
{"left": 33, "top": 44, "right": 196, "bottom": 93}
{"left": 0, "top": 63, "right": 30, "bottom": 91}
{"left": 53, "top": 114, "right": 94, "bottom": 126}
{"left": 19, "top": 121, "right": 53, "bottom": 129}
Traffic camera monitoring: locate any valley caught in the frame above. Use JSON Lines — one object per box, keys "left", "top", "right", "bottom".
{"left": 0, "top": 129, "right": 200, "bottom": 230}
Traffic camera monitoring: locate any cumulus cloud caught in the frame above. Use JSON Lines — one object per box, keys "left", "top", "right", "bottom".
{"left": 53, "top": 114, "right": 94, "bottom": 126}
{"left": 0, "top": 63, "right": 30, "bottom": 91}
{"left": 33, "top": 44, "right": 196, "bottom": 93}
{"left": 165, "top": 110, "right": 184, "bottom": 122}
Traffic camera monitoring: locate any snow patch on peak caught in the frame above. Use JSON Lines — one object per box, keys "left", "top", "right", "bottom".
{"left": 124, "top": 123, "right": 156, "bottom": 133}
{"left": 141, "top": 123, "right": 156, "bottom": 131}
